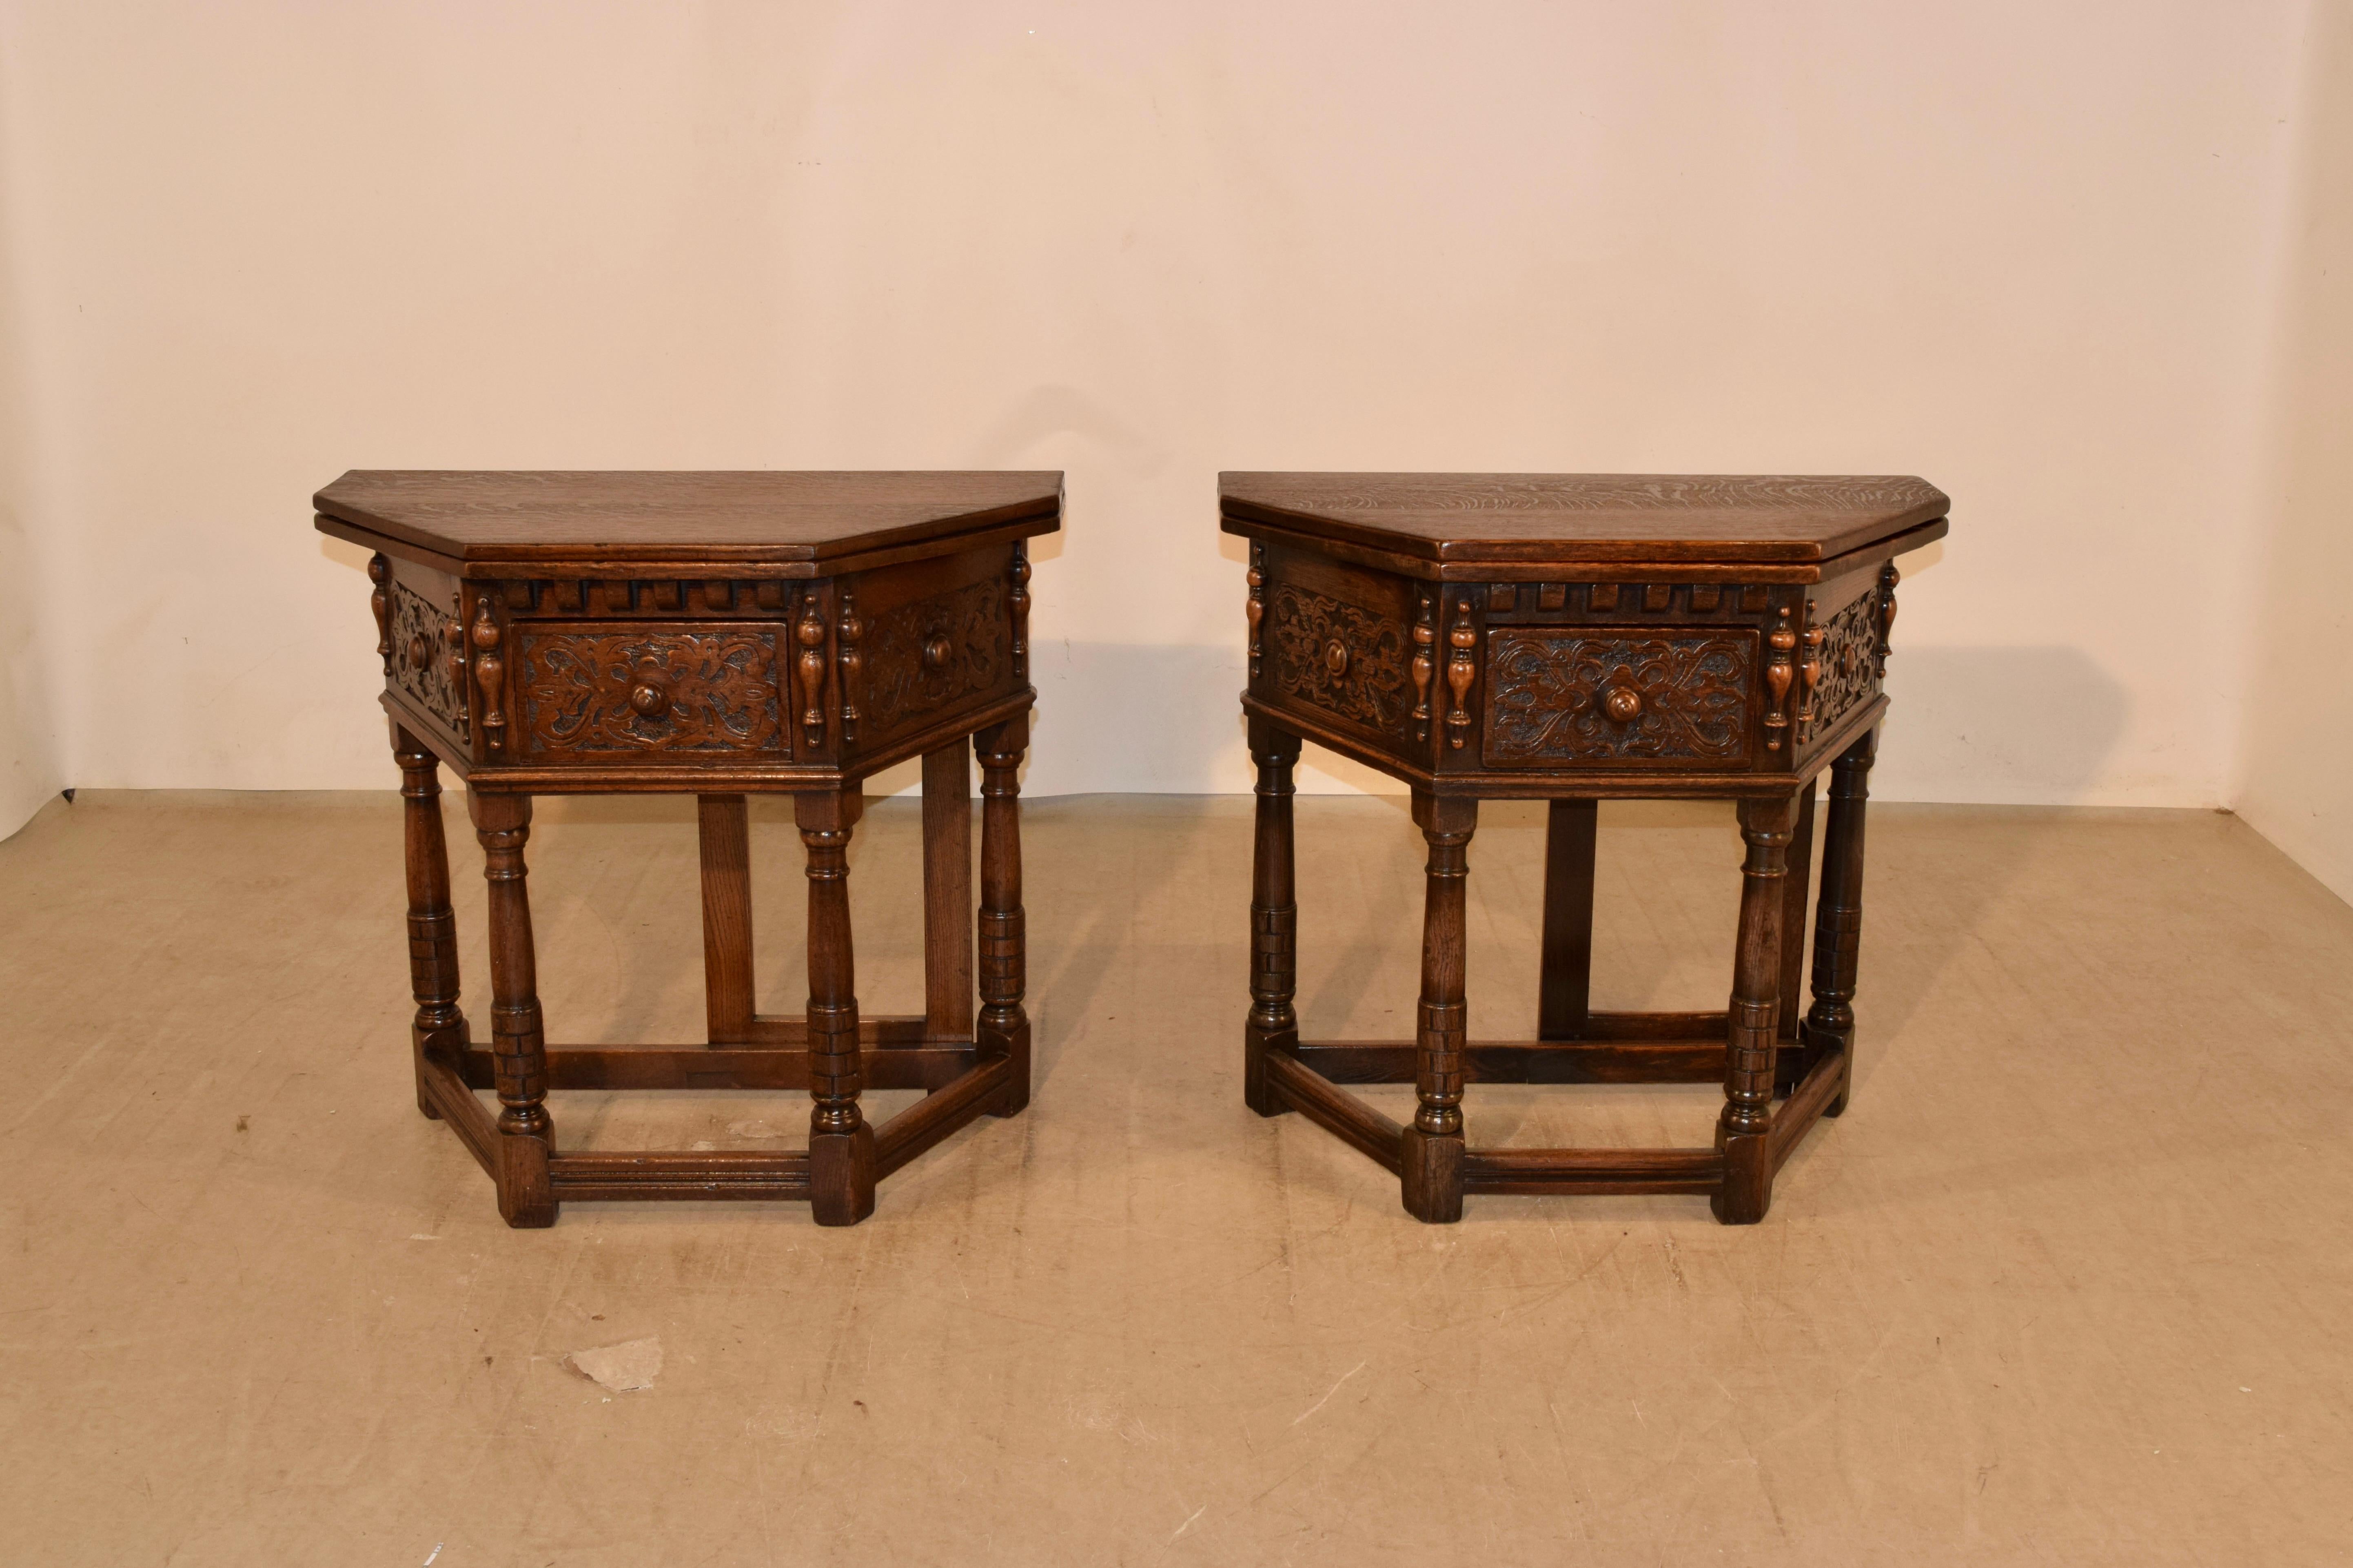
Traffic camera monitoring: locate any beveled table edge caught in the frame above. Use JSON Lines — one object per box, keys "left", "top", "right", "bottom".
{"left": 314, "top": 478, "right": 1062, "bottom": 573}
{"left": 319, "top": 509, "right": 1062, "bottom": 580}
{"left": 1218, "top": 474, "right": 1949, "bottom": 567}
{"left": 1222, "top": 513, "right": 1948, "bottom": 584}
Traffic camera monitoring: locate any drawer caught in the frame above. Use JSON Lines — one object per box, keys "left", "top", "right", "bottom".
{"left": 382, "top": 569, "right": 470, "bottom": 747}
{"left": 1790, "top": 584, "right": 1884, "bottom": 761}
{"left": 1481, "top": 628, "right": 1758, "bottom": 768}
{"left": 1254, "top": 547, "right": 1420, "bottom": 746}
{"left": 512, "top": 623, "right": 787, "bottom": 759}
{"left": 848, "top": 548, "right": 1022, "bottom": 755}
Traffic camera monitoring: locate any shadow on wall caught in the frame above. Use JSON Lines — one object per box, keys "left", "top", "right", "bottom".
{"left": 1023, "top": 640, "right": 1420, "bottom": 797}
{"left": 1024, "top": 640, "right": 1249, "bottom": 795}
{"left": 1819, "top": 644, "right": 2130, "bottom": 1101}
{"left": 1876, "top": 644, "right": 2130, "bottom": 806}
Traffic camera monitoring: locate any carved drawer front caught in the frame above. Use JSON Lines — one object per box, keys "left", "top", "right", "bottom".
{"left": 854, "top": 572, "right": 1014, "bottom": 751}
{"left": 514, "top": 624, "right": 786, "bottom": 759}
{"left": 1790, "top": 587, "right": 1883, "bottom": 756}
{"left": 1257, "top": 563, "right": 1417, "bottom": 746}
{"left": 384, "top": 576, "right": 470, "bottom": 744}
{"left": 1482, "top": 629, "right": 1757, "bottom": 768}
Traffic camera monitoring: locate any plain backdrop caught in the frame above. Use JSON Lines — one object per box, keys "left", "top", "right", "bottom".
{"left": 0, "top": 1, "right": 2345, "bottom": 899}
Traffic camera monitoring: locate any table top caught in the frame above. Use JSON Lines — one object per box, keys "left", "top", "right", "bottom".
{"left": 1220, "top": 472, "right": 1948, "bottom": 565}
{"left": 315, "top": 470, "right": 1063, "bottom": 567}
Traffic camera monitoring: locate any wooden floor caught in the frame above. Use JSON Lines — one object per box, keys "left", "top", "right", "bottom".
{"left": 2, "top": 789, "right": 2349, "bottom": 1565}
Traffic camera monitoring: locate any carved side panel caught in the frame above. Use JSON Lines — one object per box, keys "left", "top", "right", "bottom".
{"left": 858, "top": 576, "right": 1011, "bottom": 742}
{"left": 515, "top": 627, "right": 784, "bottom": 756}
{"left": 387, "top": 580, "right": 470, "bottom": 740}
{"left": 1801, "top": 591, "right": 1881, "bottom": 744}
{"left": 1483, "top": 631, "right": 1756, "bottom": 767}
{"left": 1264, "top": 582, "right": 1414, "bottom": 740}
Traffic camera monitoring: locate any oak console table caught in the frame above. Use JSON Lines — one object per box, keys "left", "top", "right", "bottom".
{"left": 1223, "top": 473, "right": 1948, "bottom": 1224}
{"left": 317, "top": 471, "right": 1060, "bottom": 1227}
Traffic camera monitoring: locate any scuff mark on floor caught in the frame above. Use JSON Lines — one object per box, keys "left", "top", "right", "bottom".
{"left": 1292, "top": 1360, "right": 1366, "bottom": 1425}
{"left": 564, "top": 1337, "right": 663, "bottom": 1393}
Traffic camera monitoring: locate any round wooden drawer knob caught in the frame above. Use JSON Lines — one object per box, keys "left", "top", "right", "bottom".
{"left": 1325, "top": 639, "right": 1349, "bottom": 677}
{"left": 628, "top": 678, "right": 670, "bottom": 717}
{"left": 1602, "top": 685, "right": 1643, "bottom": 723}
{"left": 923, "top": 634, "right": 953, "bottom": 671}
{"left": 406, "top": 634, "right": 430, "bottom": 671}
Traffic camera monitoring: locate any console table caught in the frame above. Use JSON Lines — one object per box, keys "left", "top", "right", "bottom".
{"left": 317, "top": 470, "right": 1060, "bottom": 1227}
{"left": 1222, "top": 473, "right": 1948, "bottom": 1223}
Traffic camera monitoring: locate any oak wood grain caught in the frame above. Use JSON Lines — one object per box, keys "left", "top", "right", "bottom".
{"left": 1536, "top": 799, "right": 1597, "bottom": 1040}
{"left": 697, "top": 795, "right": 757, "bottom": 1043}
{"left": 317, "top": 470, "right": 1061, "bottom": 567}
{"left": 1221, "top": 472, "right": 1949, "bottom": 565}
{"left": 921, "top": 742, "right": 976, "bottom": 1040}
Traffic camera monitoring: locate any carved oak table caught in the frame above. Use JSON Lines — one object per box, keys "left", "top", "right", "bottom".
{"left": 317, "top": 471, "right": 1058, "bottom": 1227}
{"left": 1223, "top": 473, "right": 1948, "bottom": 1224}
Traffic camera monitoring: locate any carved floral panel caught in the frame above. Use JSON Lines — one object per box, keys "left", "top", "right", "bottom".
{"left": 516, "top": 628, "right": 784, "bottom": 755}
{"left": 1802, "top": 591, "right": 1881, "bottom": 744}
{"left": 1264, "top": 583, "right": 1413, "bottom": 738}
{"left": 1483, "top": 631, "right": 1755, "bottom": 766}
{"left": 858, "top": 578, "right": 1010, "bottom": 741}
{"left": 388, "top": 580, "right": 468, "bottom": 740}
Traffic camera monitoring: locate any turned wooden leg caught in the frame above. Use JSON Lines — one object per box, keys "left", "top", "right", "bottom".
{"left": 1401, "top": 792, "right": 1477, "bottom": 1224}
{"left": 798, "top": 787, "right": 875, "bottom": 1225}
{"left": 698, "top": 794, "right": 756, "bottom": 1044}
{"left": 1805, "top": 726, "right": 1878, "bottom": 1117}
{"left": 922, "top": 740, "right": 977, "bottom": 1043}
{"left": 976, "top": 716, "right": 1031, "bottom": 1117}
{"left": 1775, "top": 781, "right": 1818, "bottom": 1093}
{"left": 1714, "top": 791, "right": 1799, "bottom": 1225}
{"left": 468, "top": 790, "right": 555, "bottom": 1229}
{"left": 1243, "top": 716, "right": 1303, "bottom": 1116}
{"left": 394, "top": 726, "right": 466, "bottom": 1121}
{"left": 1536, "top": 798, "right": 1597, "bottom": 1042}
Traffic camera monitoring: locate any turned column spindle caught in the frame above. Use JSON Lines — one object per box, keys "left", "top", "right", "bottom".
{"left": 1244, "top": 718, "right": 1303, "bottom": 1116}
{"left": 468, "top": 789, "right": 554, "bottom": 1228}
{"left": 368, "top": 554, "right": 393, "bottom": 672}
{"left": 1402, "top": 792, "right": 1477, "bottom": 1223}
{"left": 800, "top": 806, "right": 863, "bottom": 1128}
{"left": 1715, "top": 792, "right": 1799, "bottom": 1224}
{"left": 798, "top": 788, "right": 874, "bottom": 1225}
{"left": 1775, "top": 781, "right": 1819, "bottom": 1092}
{"left": 1806, "top": 726, "right": 1879, "bottom": 1116}
{"left": 395, "top": 728, "right": 465, "bottom": 1120}
{"left": 976, "top": 715, "right": 1031, "bottom": 1116}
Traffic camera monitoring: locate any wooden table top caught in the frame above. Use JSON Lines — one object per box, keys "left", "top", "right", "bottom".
{"left": 315, "top": 470, "right": 1063, "bottom": 567}
{"left": 1220, "top": 473, "right": 1948, "bottom": 565}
